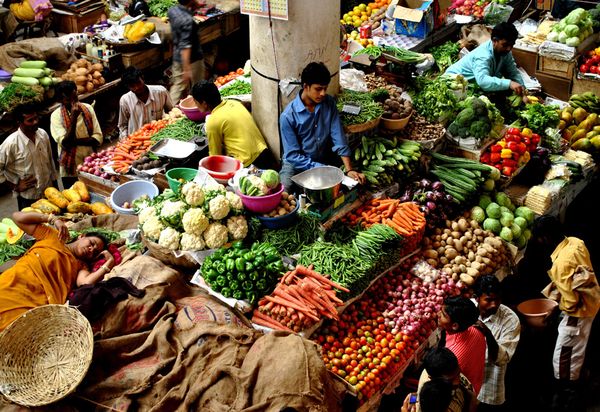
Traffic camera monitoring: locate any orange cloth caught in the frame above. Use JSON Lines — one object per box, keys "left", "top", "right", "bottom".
{"left": 0, "top": 225, "right": 83, "bottom": 331}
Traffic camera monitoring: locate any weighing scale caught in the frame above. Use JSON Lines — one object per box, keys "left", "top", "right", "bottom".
{"left": 303, "top": 185, "right": 360, "bottom": 222}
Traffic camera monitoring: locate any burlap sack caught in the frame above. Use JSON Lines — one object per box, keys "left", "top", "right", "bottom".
{"left": 459, "top": 24, "right": 492, "bottom": 50}
{"left": 0, "top": 38, "right": 75, "bottom": 73}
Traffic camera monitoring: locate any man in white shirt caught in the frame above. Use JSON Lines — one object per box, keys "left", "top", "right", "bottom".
{"left": 0, "top": 103, "right": 57, "bottom": 209}
{"left": 473, "top": 275, "right": 521, "bottom": 411}
{"left": 118, "top": 66, "right": 173, "bottom": 139}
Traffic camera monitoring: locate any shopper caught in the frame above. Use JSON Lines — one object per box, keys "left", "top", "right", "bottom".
{"left": 529, "top": 215, "right": 600, "bottom": 403}
{"left": 191, "top": 80, "right": 274, "bottom": 168}
{"left": 119, "top": 66, "right": 173, "bottom": 139}
{"left": 168, "top": 0, "right": 204, "bottom": 103}
{"left": 446, "top": 22, "right": 526, "bottom": 96}
{"left": 279, "top": 62, "right": 365, "bottom": 189}
{"left": 472, "top": 275, "right": 521, "bottom": 411}
{"left": 0, "top": 103, "right": 57, "bottom": 209}
{"left": 438, "top": 296, "right": 498, "bottom": 396}
{"left": 50, "top": 80, "right": 102, "bottom": 180}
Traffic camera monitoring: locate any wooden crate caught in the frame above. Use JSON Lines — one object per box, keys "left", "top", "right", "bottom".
{"left": 572, "top": 75, "right": 600, "bottom": 96}
{"left": 201, "top": 21, "right": 222, "bottom": 44}
{"left": 223, "top": 12, "right": 241, "bottom": 36}
{"left": 537, "top": 56, "right": 576, "bottom": 79}
{"left": 121, "top": 47, "right": 162, "bottom": 70}
{"left": 512, "top": 47, "right": 537, "bottom": 77}
{"left": 536, "top": 72, "right": 572, "bottom": 101}
{"left": 52, "top": 7, "right": 105, "bottom": 34}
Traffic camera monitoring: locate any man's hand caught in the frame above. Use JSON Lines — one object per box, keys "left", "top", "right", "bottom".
{"left": 54, "top": 219, "right": 69, "bottom": 243}
{"left": 510, "top": 81, "right": 524, "bottom": 96}
{"left": 15, "top": 176, "right": 37, "bottom": 192}
{"left": 183, "top": 69, "right": 192, "bottom": 88}
{"left": 401, "top": 393, "right": 417, "bottom": 412}
{"left": 347, "top": 170, "right": 366, "bottom": 185}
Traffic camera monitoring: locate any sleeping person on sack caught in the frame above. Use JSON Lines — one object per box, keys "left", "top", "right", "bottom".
{"left": 0, "top": 211, "right": 113, "bottom": 331}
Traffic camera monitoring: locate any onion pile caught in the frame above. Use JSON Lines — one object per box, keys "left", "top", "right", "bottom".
{"left": 77, "top": 147, "right": 119, "bottom": 181}
{"left": 399, "top": 178, "right": 457, "bottom": 231}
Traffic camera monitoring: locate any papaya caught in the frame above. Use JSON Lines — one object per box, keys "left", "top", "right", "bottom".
{"left": 6, "top": 226, "right": 24, "bottom": 244}
{"left": 564, "top": 106, "right": 574, "bottom": 114}
{"left": 31, "top": 199, "right": 61, "bottom": 214}
{"left": 71, "top": 181, "right": 90, "bottom": 202}
{"left": 560, "top": 111, "right": 573, "bottom": 124}
{"left": 578, "top": 119, "right": 592, "bottom": 132}
{"left": 62, "top": 188, "right": 81, "bottom": 202}
{"left": 44, "top": 187, "right": 69, "bottom": 209}
{"left": 586, "top": 113, "right": 598, "bottom": 126}
{"left": 571, "top": 129, "right": 587, "bottom": 143}
{"left": 586, "top": 130, "right": 598, "bottom": 139}
{"left": 572, "top": 138, "right": 593, "bottom": 152}
{"left": 566, "top": 125, "right": 578, "bottom": 136}
{"left": 90, "top": 202, "right": 113, "bottom": 215}
{"left": 573, "top": 107, "right": 588, "bottom": 124}
{"left": 590, "top": 135, "right": 600, "bottom": 150}
{"left": 20, "top": 207, "right": 40, "bottom": 213}
{"left": 66, "top": 201, "right": 92, "bottom": 214}
{"left": 558, "top": 120, "right": 567, "bottom": 131}
{"left": 593, "top": 125, "right": 600, "bottom": 132}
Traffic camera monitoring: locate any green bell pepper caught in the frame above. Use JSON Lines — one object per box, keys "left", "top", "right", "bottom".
{"left": 215, "top": 262, "right": 227, "bottom": 275}
{"left": 216, "top": 275, "right": 227, "bottom": 287}
{"left": 230, "top": 280, "right": 240, "bottom": 292}
{"left": 249, "top": 271, "right": 260, "bottom": 281}
{"left": 267, "top": 261, "right": 283, "bottom": 273}
{"left": 242, "top": 281, "right": 254, "bottom": 291}
{"left": 256, "top": 279, "right": 267, "bottom": 291}
{"left": 232, "top": 290, "right": 243, "bottom": 300}
{"left": 232, "top": 240, "right": 244, "bottom": 250}
{"left": 243, "top": 251, "right": 256, "bottom": 261}
{"left": 235, "top": 257, "right": 245, "bottom": 272}
{"left": 225, "top": 258, "right": 235, "bottom": 272}
{"left": 254, "top": 255, "right": 265, "bottom": 267}
{"left": 205, "top": 268, "right": 218, "bottom": 282}
{"left": 246, "top": 291, "right": 257, "bottom": 305}
{"left": 238, "top": 272, "right": 247, "bottom": 282}
{"left": 221, "top": 287, "right": 232, "bottom": 297}
{"left": 245, "top": 261, "right": 254, "bottom": 272}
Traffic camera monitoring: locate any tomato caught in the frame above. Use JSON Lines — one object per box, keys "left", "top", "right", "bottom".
{"left": 591, "top": 66, "right": 599, "bottom": 74}
{"left": 581, "top": 64, "right": 590, "bottom": 73}
{"left": 507, "top": 127, "right": 521, "bottom": 135}
{"left": 236, "top": 68, "right": 244, "bottom": 75}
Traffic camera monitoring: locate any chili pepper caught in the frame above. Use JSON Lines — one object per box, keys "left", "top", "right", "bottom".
{"left": 221, "top": 287, "right": 232, "bottom": 297}
{"left": 235, "top": 257, "right": 245, "bottom": 272}
{"left": 216, "top": 275, "right": 227, "bottom": 287}
{"left": 215, "top": 262, "right": 226, "bottom": 275}
{"left": 245, "top": 261, "right": 254, "bottom": 272}
{"left": 232, "top": 290, "right": 243, "bottom": 300}
{"left": 242, "top": 281, "right": 254, "bottom": 291}
{"left": 226, "top": 258, "right": 235, "bottom": 272}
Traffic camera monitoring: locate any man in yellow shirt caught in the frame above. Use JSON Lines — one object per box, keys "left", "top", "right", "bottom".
{"left": 191, "top": 80, "right": 274, "bottom": 168}
{"left": 50, "top": 80, "right": 103, "bottom": 181}
{"left": 530, "top": 215, "right": 600, "bottom": 406}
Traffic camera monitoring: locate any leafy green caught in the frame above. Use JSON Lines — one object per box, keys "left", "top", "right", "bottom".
{"left": 429, "top": 41, "right": 460, "bottom": 72}
{"left": 0, "top": 83, "right": 44, "bottom": 113}
{"left": 412, "top": 77, "right": 459, "bottom": 124}
{"left": 518, "top": 103, "right": 560, "bottom": 134}
{"left": 147, "top": 0, "right": 177, "bottom": 17}
{"left": 219, "top": 80, "right": 252, "bottom": 97}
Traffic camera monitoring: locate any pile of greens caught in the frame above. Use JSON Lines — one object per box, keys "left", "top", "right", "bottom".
{"left": 354, "top": 46, "right": 426, "bottom": 64}
{"left": 430, "top": 41, "right": 460, "bottom": 72}
{"left": 150, "top": 118, "right": 204, "bottom": 142}
{"left": 219, "top": 80, "right": 252, "bottom": 97}
{"left": 256, "top": 213, "right": 322, "bottom": 257}
{"left": 336, "top": 90, "right": 384, "bottom": 126}
{"left": 68, "top": 227, "right": 123, "bottom": 244}
{"left": 0, "top": 238, "right": 34, "bottom": 266}
{"left": 0, "top": 83, "right": 44, "bottom": 113}
{"left": 518, "top": 103, "right": 560, "bottom": 133}
{"left": 412, "top": 77, "right": 459, "bottom": 124}
{"left": 447, "top": 96, "right": 504, "bottom": 141}
{"left": 147, "top": 0, "right": 177, "bottom": 17}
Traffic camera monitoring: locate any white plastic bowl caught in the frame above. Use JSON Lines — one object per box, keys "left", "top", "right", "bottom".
{"left": 110, "top": 180, "right": 159, "bottom": 215}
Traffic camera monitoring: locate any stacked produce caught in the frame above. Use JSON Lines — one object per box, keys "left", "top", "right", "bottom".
{"left": 253, "top": 265, "right": 348, "bottom": 333}
{"left": 447, "top": 96, "right": 504, "bottom": 141}
{"left": 364, "top": 73, "right": 387, "bottom": 91}
{"left": 399, "top": 178, "right": 458, "bottom": 231}
{"left": 378, "top": 88, "right": 412, "bottom": 120}
{"left": 546, "top": 8, "right": 594, "bottom": 47}
{"left": 470, "top": 192, "right": 535, "bottom": 248}
{"left": 451, "top": 0, "right": 490, "bottom": 18}
{"left": 412, "top": 76, "right": 460, "bottom": 124}
{"left": 21, "top": 181, "right": 112, "bottom": 216}
{"left": 110, "top": 119, "right": 171, "bottom": 173}
{"left": 201, "top": 241, "right": 284, "bottom": 304}
{"left": 78, "top": 146, "right": 118, "bottom": 180}
{"left": 340, "top": 1, "right": 390, "bottom": 29}
{"left": 354, "top": 136, "right": 421, "bottom": 187}
{"left": 139, "top": 183, "right": 247, "bottom": 251}
{"left": 430, "top": 41, "right": 461, "bottom": 73}
{"left": 480, "top": 127, "right": 539, "bottom": 177}
{"left": 147, "top": 0, "right": 176, "bottom": 17}
{"left": 395, "top": 114, "right": 446, "bottom": 143}
{"left": 337, "top": 90, "right": 384, "bottom": 128}
{"left": 557, "top": 104, "right": 600, "bottom": 152}
{"left": 345, "top": 30, "right": 375, "bottom": 48}
{"left": 0, "top": 82, "right": 44, "bottom": 113}
{"left": 132, "top": 154, "right": 166, "bottom": 172}
{"left": 568, "top": 93, "right": 600, "bottom": 113}
{"left": 262, "top": 192, "right": 297, "bottom": 217}
{"left": 219, "top": 80, "right": 252, "bottom": 97}
{"left": 214, "top": 68, "right": 245, "bottom": 88}
{"left": 149, "top": 118, "right": 204, "bottom": 142}
{"left": 123, "top": 20, "right": 156, "bottom": 42}
{"left": 238, "top": 170, "right": 280, "bottom": 197}
{"left": 11, "top": 61, "right": 59, "bottom": 89}
{"left": 518, "top": 103, "right": 560, "bottom": 135}
{"left": 256, "top": 212, "right": 322, "bottom": 256}
{"left": 429, "top": 152, "right": 499, "bottom": 205}
{"left": 577, "top": 49, "right": 600, "bottom": 75}
{"left": 60, "top": 59, "right": 106, "bottom": 94}
{"left": 420, "top": 216, "right": 512, "bottom": 285}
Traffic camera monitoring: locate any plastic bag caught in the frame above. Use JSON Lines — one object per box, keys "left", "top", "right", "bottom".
{"left": 483, "top": 2, "right": 514, "bottom": 25}
{"left": 340, "top": 68, "right": 368, "bottom": 92}
{"left": 517, "top": 18, "right": 539, "bottom": 36}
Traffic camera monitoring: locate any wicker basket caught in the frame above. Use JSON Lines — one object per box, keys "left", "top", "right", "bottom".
{"left": 142, "top": 233, "right": 199, "bottom": 269}
{"left": 0, "top": 305, "right": 93, "bottom": 406}
{"left": 344, "top": 116, "right": 381, "bottom": 134}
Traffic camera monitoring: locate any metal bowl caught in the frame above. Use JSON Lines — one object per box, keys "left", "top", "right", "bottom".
{"left": 291, "top": 166, "right": 344, "bottom": 205}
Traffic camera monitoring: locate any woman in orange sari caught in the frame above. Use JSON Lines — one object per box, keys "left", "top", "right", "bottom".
{"left": 0, "top": 211, "right": 113, "bottom": 331}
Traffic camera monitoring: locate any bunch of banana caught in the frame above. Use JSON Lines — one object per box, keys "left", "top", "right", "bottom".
{"left": 354, "top": 135, "right": 421, "bottom": 187}
{"left": 569, "top": 92, "right": 600, "bottom": 113}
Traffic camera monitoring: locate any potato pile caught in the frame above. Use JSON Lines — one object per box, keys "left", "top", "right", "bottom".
{"left": 382, "top": 87, "right": 412, "bottom": 120}
{"left": 61, "top": 59, "right": 106, "bottom": 94}
{"left": 420, "top": 216, "right": 512, "bottom": 286}
{"left": 132, "top": 155, "right": 165, "bottom": 171}
{"left": 263, "top": 192, "right": 297, "bottom": 217}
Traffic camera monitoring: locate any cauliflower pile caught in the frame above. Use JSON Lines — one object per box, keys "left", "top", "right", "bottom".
{"left": 139, "top": 184, "right": 247, "bottom": 252}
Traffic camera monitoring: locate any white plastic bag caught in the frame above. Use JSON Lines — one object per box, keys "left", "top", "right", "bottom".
{"left": 483, "top": 2, "right": 514, "bottom": 25}
{"left": 340, "top": 68, "right": 369, "bottom": 92}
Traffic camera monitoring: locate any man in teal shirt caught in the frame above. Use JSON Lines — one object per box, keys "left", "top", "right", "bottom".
{"left": 446, "top": 22, "right": 525, "bottom": 95}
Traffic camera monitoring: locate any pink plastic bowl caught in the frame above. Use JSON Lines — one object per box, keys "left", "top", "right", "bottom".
{"left": 237, "top": 183, "right": 284, "bottom": 213}
{"left": 178, "top": 96, "right": 209, "bottom": 122}
{"left": 199, "top": 155, "right": 242, "bottom": 184}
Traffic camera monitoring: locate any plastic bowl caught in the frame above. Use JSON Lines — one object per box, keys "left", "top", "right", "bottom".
{"left": 166, "top": 167, "right": 198, "bottom": 193}
{"left": 177, "top": 96, "right": 209, "bottom": 122}
{"left": 110, "top": 180, "right": 159, "bottom": 215}
{"left": 257, "top": 202, "right": 299, "bottom": 229}
{"left": 516, "top": 298, "right": 558, "bottom": 329}
{"left": 238, "top": 183, "right": 284, "bottom": 214}
{"left": 199, "top": 155, "right": 242, "bottom": 184}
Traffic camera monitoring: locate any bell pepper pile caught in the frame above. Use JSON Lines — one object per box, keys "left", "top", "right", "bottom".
{"left": 480, "top": 127, "right": 540, "bottom": 177}
{"left": 201, "top": 241, "right": 285, "bottom": 305}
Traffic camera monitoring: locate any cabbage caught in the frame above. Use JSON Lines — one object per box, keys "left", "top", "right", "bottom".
{"left": 567, "top": 37, "right": 581, "bottom": 47}
{"left": 486, "top": 202, "right": 501, "bottom": 219}
{"left": 564, "top": 24, "right": 580, "bottom": 37}
{"left": 500, "top": 227, "right": 513, "bottom": 242}
{"left": 547, "top": 32, "right": 559, "bottom": 42}
{"left": 479, "top": 194, "right": 493, "bottom": 210}
{"left": 495, "top": 192, "right": 512, "bottom": 208}
{"left": 564, "top": 8, "right": 588, "bottom": 25}
{"left": 500, "top": 206, "right": 512, "bottom": 216}
{"left": 515, "top": 206, "right": 535, "bottom": 225}
{"left": 260, "top": 169, "right": 280, "bottom": 189}
{"left": 500, "top": 212, "right": 514, "bottom": 228}
{"left": 471, "top": 206, "right": 486, "bottom": 223}
{"left": 514, "top": 216, "right": 528, "bottom": 230}
{"left": 558, "top": 31, "right": 569, "bottom": 43}
{"left": 511, "top": 223, "right": 522, "bottom": 239}
{"left": 483, "top": 218, "right": 502, "bottom": 235}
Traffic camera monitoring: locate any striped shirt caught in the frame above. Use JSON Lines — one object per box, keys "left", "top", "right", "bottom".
{"left": 477, "top": 304, "right": 521, "bottom": 405}
{"left": 118, "top": 85, "right": 173, "bottom": 139}
{"left": 168, "top": 4, "right": 203, "bottom": 64}
{"left": 446, "top": 326, "right": 486, "bottom": 395}
{"left": 0, "top": 128, "right": 56, "bottom": 200}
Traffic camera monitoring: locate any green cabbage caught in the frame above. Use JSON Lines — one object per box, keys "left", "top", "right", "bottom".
{"left": 479, "top": 194, "right": 492, "bottom": 210}
{"left": 495, "top": 192, "right": 512, "bottom": 208}
{"left": 564, "top": 24, "right": 580, "bottom": 37}
{"left": 483, "top": 218, "right": 502, "bottom": 235}
{"left": 486, "top": 202, "right": 502, "bottom": 219}
{"left": 511, "top": 223, "right": 522, "bottom": 239}
{"left": 471, "top": 206, "right": 486, "bottom": 223}
{"left": 523, "top": 228, "right": 532, "bottom": 240}
{"left": 566, "top": 37, "right": 581, "bottom": 47}
{"left": 558, "top": 31, "right": 569, "bottom": 43}
{"left": 514, "top": 235, "right": 527, "bottom": 249}
{"left": 547, "top": 32, "right": 559, "bottom": 42}
{"left": 261, "top": 169, "right": 280, "bottom": 190}
{"left": 514, "top": 216, "right": 528, "bottom": 230}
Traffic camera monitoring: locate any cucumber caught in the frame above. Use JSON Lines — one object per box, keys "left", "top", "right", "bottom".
{"left": 431, "top": 169, "right": 477, "bottom": 192}
{"left": 11, "top": 76, "right": 39, "bottom": 86}
{"left": 39, "top": 77, "right": 52, "bottom": 87}
{"left": 19, "top": 60, "right": 47, "bottom": 69}
{"left": 13, "top": 68, "right": 45, "bottom": 78}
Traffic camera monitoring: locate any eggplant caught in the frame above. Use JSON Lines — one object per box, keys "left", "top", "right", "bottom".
{"left": 426, "top": 201, "right": 436, "bottom": 211}
{"left": 399, "top": 194, "right": 411, "bottom": 203}
{"left": 431, "top": 181, "right": 444, "bottom": 191}
{"left": 419, "top": 178, "right": 432, "bottom": 189}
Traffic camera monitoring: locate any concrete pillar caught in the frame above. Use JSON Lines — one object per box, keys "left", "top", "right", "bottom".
{"left": 249, "top": 0, "right": 341, "bottom": 161}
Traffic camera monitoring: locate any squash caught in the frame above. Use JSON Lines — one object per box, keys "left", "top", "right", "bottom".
{"left": 21, "top": 207, "right": 41, "bottom": 213}
{"left": 67, "top": 201, "right": 92, "bottom": 214}
{"left": 31, "top": 199, "right": 61, "bottom": 214}
{"left": 90, "top": 202, "right": 113, "bottom": 215}
{"left": 6, "top": 226, "right": 24, "bottom": 244}
{"left": 62, "top": 188, "right": 81, "bottom": 202}
{"left": 71, "top": 181, "right": 90, "bottom": 202}
{"left": 44, "top": 187, "right": 69, "bottom": 209}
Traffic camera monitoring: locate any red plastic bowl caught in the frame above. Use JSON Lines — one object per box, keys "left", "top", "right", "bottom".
{"left": 237, "top": 183, "right": 284, "bottom": 213}
{"left": 199, "top": 155, "right": 242, "bottom": 184}
{"left": 178, "top": 96, "right": 209, "bottom": 122}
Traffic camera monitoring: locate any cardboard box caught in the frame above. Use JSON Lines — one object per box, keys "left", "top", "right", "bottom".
{"left": 393, "top": 0, "right": 434, "bottom": 39}
{"left": 512, "top": 47, "right": 537, "bottom": 76}
{"left": 537, "top": 55, "right": 576, "bottom": 79}
{"left": 535, "top": 72, "right": 572, "bottom": 101}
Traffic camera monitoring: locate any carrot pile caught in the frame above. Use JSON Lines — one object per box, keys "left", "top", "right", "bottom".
{"left": 343, "top": 198, "right": 427, "bottom": 253}
{"left": 110, "top": 119, "right": 171, "bottom": 173}
{"left": 252, "top": 265, "right": 349, "bottom": 333}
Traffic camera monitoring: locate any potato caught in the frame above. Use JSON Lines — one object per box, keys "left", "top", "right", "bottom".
{"left": 460, "top": 273, "right": 475, "bottom": 286}
{"left": 77, "top": 85, "right": 85, "bottom": 94}
{"left": 423, "top": 249, "right": 438, "bottom": 259}
{"left": 432, "top": 241, "right": 441, "bottom": 249}
{"left": 457, "top": 218, "right": 468, "bottom": 231}
{"left": 445, "top": 248, "right": 458, "bottom": 260}
{"left": 437, "top": 246, "right": 445, "bottom": 256}
{"left": 98, "top": 77, "right": 106, "bottom": 85}
{"left": 454, "top": 239, "right": 463, "bottom": 252}
{"left": 70, "top": 62, "right": 79, "bottom": 71}
{"left": 426, "top": 258, "right": 438, "bottom": 267}
{"left": 75, "top": 75, "right": 87, "bottom": 85}
{"left": 86, "top": 82, "right": 94, "bottom": 92}
{"left": 451, "top": 231, "right": 461, "bottom": 239}
{"left": 91, "top": 63, "right": 103, "bottom": 72}
{"left": 75, "top": 67, "right": 88, "bottom": 76}
{"left": 439, "top": 257, "right": 449, "bottom": 265}
{"left": 451, "top": 221, "right": 459, "bottom": 231}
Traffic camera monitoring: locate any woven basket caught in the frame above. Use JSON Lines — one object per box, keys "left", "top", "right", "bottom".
{"left": 344, "top": 116, "right": 381, "bottom": 134}
{"left": 0, "top": 305, "right": 93, "bottom": 406}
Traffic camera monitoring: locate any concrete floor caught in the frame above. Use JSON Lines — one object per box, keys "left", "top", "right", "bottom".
{"left": 0, "top": 189, "right": 19, "bottom": 219}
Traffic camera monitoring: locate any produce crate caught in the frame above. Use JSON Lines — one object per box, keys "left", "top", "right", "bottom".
{"left": 121, "top": 47, "right": 163, "bottom": 70}
{"left": 535, "top": 0, "right": 554, "bottom": 11}
{"left": 537, "top": 56, "right": 576, "bottom": 79}
{"left": 76, "top": 171, "right": 121, "bottom": 197}
{"left": 572, "top": 74, "right": 600, "bottom": 96}
{"left": 535, "top": 72, "right": 572, "bottom": 101}
{"left": 512, "top": 47, "right": 537, "bottom": 76}
{"left": 444, "top": 133, "right": 497, "bottom": 161}
{"left": 51, "top": 7, "right": 105, "bottom": 33}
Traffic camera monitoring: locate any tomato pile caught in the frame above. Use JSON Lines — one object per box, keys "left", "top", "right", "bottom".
{"left": 312, "top": 256, "right": 458, "bottom": 403}
{"left": 578, "top": 48, "right": 600, "bottom": 75}
{"left": 480, "top": 127, "right": 540, "bottom": 177}
{"left": 214, "top": 68, "right": 245, "bottom": 88}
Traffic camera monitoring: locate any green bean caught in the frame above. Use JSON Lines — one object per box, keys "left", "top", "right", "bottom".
{"left": 150, "top": 118, "right": 204, "bottom": 142}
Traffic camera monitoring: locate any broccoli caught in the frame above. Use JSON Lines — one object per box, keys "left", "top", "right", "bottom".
{"left": 455, "top": 107, "right": 475, "bottom": 126}
{"left": 448, "top": 122, "right": 459, "bottom": 136}
{"left": 469, "top": 120, "right": 491, "bottom": 139}
{"left": 470, "top": 97, "right": 488, "bottom": 116}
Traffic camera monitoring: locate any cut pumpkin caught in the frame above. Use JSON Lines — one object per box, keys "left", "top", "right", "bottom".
{"left": 6, "top": 227, "right": 24, "bottom": 244}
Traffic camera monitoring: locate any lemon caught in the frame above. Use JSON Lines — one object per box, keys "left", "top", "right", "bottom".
{"left": 372, "top": 7, "right": 379, "bottom": 14}
{"left": 358, "top": 3, "right": 367, "bottom": 11}
{"left": 366, "top": 6, "right": 372, "bottom": 14}
{"left": 360, "top": 38, "right": 369, "bottom": 46}
{"left": 340, "top": 19, "right": 346, "bottom": 24}
{"left": 343, "top": 13, "right": 349, "bottom": 19}
{"left": 353, "top": 6, "right": 360, "bottom": 13}
{"left": 351, "top": 30, "right": 359, "bottom": 36}
{"left": 361, "top": 15, "right": 369, "bottom": 21}
{"left": 353, "top": 21, "right": 361, "bottom": 27}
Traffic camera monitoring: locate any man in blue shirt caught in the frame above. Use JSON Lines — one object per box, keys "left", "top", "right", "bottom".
{"left": 446, "top": 22, "right": 525, "bottom": 95}
{"left": 279, "top": 62, "right": 365, "bottom": 190}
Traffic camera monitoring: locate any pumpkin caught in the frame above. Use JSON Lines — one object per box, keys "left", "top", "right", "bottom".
{"left": 6, "top": 227, "right": 24, "bottom": 244}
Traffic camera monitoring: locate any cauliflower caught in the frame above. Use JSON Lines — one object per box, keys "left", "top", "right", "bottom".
{"left": 142, "top": 214, "right": 165, "bottom": 241}
{"left": 181, "top": 181, "right": 205, "bottom": 206}
{"left": 226, "top": 215, "right": 248, "bottom": 240}
{"left": 160, "top": 200, "right": 187, "bottom": 227}
{"left": 180, "top": 233, "right": 206, "bottom": 251}
{"left": 158, "top": 227, "right": 181, "bottom": 250}
{"left": 138, "top": 206, "right": 156, "bottom": 225}
{"left": 203, "top": 222, "right": 229, "bottom": 249}
{"left": 226, "top": 191, "right": 243, "bottom": 214}
{"left": 246, "top": 175, "right": 269, "bottom": 195}
{"left": 182, "top": 208, "right": 209, "bottom": 235}
{"left": 208, "top": 195, "right": 230, "bottom": 220}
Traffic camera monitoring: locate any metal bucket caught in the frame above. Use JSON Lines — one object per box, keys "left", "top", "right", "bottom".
{"left": 291, "top": 166, "right": 344, "bottom": 205}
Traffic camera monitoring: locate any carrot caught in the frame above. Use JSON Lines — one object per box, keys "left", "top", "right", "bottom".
{"left": 385, "top": 218, "right": 411, "bottom": 236}
{"left": 252, "top": 310, "right": 293, "bottom": 332}
{"left": 264, "top": 296, "right": 318, "bottom": 318}
{"left": 295, "top": 265, "right": 350, "bottom": 292}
